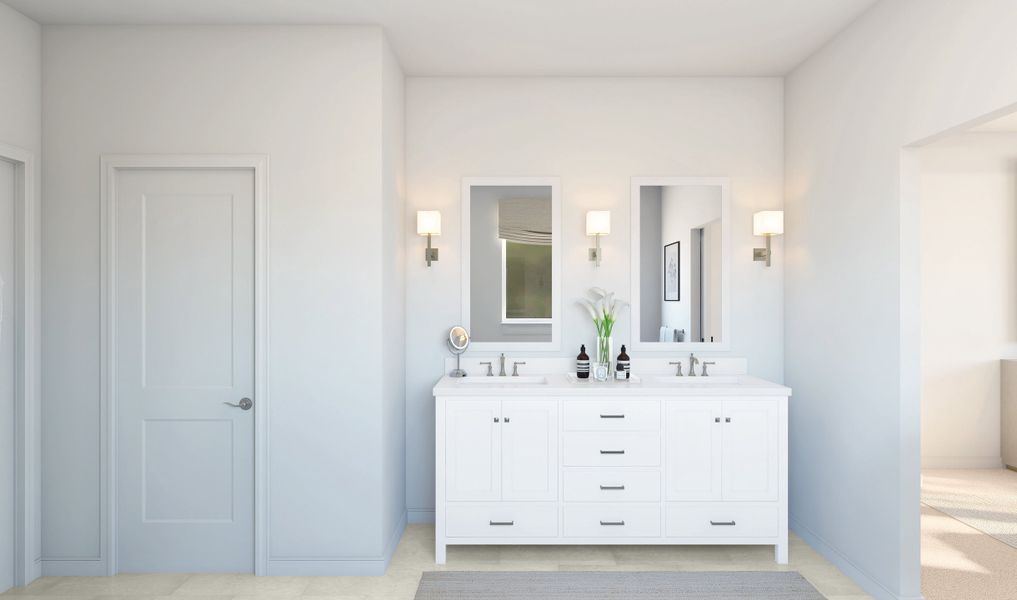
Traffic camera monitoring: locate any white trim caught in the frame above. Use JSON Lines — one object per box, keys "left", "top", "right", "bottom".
{"left": 100, "top": 155, "right": 270, "bottom": 576}
{"left": 791, "top": 516, "right": 925, "bottom": 600}
{"left": 629, "top": 177, "right": 732, "bottom": 352}
{"left": 921, "top": 456, "right": 1004, "bottom": 469}
{"left": 0, "top": 142, "right": 40, "bottom": 587}
{"left": 461, "top": 177, "right": 561, "bottom": 351}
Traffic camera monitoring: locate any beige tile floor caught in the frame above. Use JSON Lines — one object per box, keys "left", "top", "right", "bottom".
{"left": 2, "top": 525, "right": 869, "bottom": 599}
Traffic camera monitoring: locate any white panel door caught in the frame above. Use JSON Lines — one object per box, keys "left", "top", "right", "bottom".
{"left": 665, "top": 401, "right": 722, "bottom": 501}
{"left": 722, "top": 399, "right": 779, "bottom": 501}
{"left": 116, "top": 168, "right": 254, "bottom": 572}
{"left": 0, "top": 159, "right": 15, "bottom": 591}
{"left": 501, "top": 400, "right": 557, "bottom": 501}
{"left": 445, "top": 399, "right": 502, "bottom": 501}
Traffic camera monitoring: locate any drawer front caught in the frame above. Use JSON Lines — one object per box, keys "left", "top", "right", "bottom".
{"left": 563, "top": 432, "right": 660, "bottom": 466}
{"left": 563, "top": 470, "right": 660, "bottom": 502}
{"left": 564, "top": 400, "right": 660, "bottom": 431}
{"left": 564, "top": 504, "right": 661, "bottom": 537}
{"left": 445, "top": 503, "right": 558, "bottom": 538}
{"left": 665, "top": 503, "right": 779, "bottom": 538}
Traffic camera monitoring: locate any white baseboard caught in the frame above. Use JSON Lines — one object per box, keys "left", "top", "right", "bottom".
{"left": 41, "top": 559, "right": 107, "bottom": 576}
{"left": 408, "top": 508, "right": 435, "bottom": 524}
{"left": 921, "top": 456, "right": 1003, "bottom": 469}
{"left": 267, "top": 510, "right": 407, "bottom": 576}
{"left": 790, "top": 515, "right": 925, "bottom": 600}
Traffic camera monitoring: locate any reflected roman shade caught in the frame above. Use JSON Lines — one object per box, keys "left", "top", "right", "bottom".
{"left": 499, "top": 198, "right": 551, "bottom": 245}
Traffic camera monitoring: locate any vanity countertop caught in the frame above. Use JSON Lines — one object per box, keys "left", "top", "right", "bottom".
{"left": 433, "top": 373, "right": 791, "bottom": 397}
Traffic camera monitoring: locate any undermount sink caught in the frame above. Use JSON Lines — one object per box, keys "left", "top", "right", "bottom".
{"left": 650, "top": 375, "right": 740, "bottom": 385}
{"left": 456, "top": 375, "right": 548, "bottom": 385}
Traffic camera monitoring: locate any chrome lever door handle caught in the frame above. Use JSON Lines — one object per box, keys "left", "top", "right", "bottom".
{"left": 224, "top": 398, "right": 253, "bottom": 410}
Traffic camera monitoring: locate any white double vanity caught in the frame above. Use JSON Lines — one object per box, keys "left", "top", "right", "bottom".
{"left": 434, "top": 175, "right": 789, "bottom": 564}
{"left": 433, "top": 375, "right": 790, "bottom": 564}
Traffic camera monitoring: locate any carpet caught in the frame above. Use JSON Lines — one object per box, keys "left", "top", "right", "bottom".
{"left": 922, "top": 469, "right": 1017, "bottom": 550}
{"left": 414, "top": 571, "right": 825, "bottom": 599}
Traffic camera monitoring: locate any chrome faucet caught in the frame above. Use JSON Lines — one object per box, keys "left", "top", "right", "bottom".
{"left": 479, "top": 361, "right": 494, "bottom": 377}
{"left": 499, "top": 353, "right": 507, "bottom": 377}
{"left": 668, "top": 360, "right": 684, "bottom": 376}
{"left": 512, "top": 361, "right": 526, "bottom": 376}
{"left": 701, "top": 360, "right": 716, "bottom": 377}
{"left": 688, "top": 353, "right": 700, "bottom": 377}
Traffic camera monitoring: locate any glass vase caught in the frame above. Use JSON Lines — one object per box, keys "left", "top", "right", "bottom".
{"left": 593, "top": 336, "right": 612, "bottom": 381}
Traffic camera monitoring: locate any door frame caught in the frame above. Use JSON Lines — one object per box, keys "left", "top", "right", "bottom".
{"left": 1, "top": 142, "right": 40, "bottom": 587}
{"left": 101, "top": 155, "right": 270, "bottom": 575}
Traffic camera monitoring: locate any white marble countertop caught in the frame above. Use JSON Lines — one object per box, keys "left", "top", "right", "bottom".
{"left": 433, "top": 373, "right": 791, "bottom": 397}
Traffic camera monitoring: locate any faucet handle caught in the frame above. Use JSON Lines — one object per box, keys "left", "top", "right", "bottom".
{"left": 479, "top": 361, "right": 493, "bottom": 377}
{"left": 668, "top": 361, "right": 684, "bottom": 376}
{"left": 512, "top": 361, "right": 527, "bottom": 376}
{"left": 701, "top": 361, "right": 717, "bottom": 377}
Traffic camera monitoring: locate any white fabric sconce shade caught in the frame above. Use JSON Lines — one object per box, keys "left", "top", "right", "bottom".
{"left": 752, "top": 210, "right": 783, "bottom": 267}
{"left": 586, "top": 211, "right": 610, "bottom": 266}
{"left": 417, "top": 210, "right": 442, "bottom": 236}
{"left": 417, "top": 211, "right": 441, "bottom": 266}
{"left": 753, "top": 210, "right": 783, "bottom": 237}
{"left": 586, "top": 211, "right": 611, "bottom": 236}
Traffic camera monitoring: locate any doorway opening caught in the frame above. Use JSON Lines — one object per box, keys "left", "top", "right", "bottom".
{"left": 914, "top": 110, "right": 1017, "bottom": 599}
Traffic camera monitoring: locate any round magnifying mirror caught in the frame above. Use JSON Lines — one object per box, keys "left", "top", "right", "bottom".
{"left": 447, "top": 326, "right": 469, "bottom": 377}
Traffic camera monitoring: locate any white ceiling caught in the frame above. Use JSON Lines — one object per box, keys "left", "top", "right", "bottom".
{"left": 2, "top": 0, "right": 878, "bottom": 76}
{"left": 968, "top": 111, "right": 1017, "bottom": 133}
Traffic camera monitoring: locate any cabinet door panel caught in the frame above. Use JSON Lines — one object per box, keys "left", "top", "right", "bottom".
{"left": 665, "top": 401, "right": 722, "bottom": 501}
{"left": 722, "top": 399, "right": 778, "bottom": 501}
{"left": 446, "top": 400, "right": 501, "bottom": 501}
{"left": 502, "top": 400, "right": 558, "bottom": 501}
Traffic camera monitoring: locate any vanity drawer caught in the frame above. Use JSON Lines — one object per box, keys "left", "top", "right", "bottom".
{"left": 665, "top": 503, "right": 779, "bottom": 538}
{"left": 564, "top": 504, "right": 661, "bottom": 537}
{"left": 563, "top": 433, "right": 660, "bottom": 466}
{"left": 564, "top": 400, "right": 660, "bottom": 431}
{"left": 563, "top": 470, "right": 660, "bottom": 502}
{"left": 445, "top": 503, "right": 558, "bottom": 538}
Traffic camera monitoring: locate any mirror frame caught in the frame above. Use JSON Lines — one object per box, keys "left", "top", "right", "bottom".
{"left": 629, "top": 176, "right": 732, "bottom": 352}
{"left": 461, "top": 176, "right": 562, "bottom": 351}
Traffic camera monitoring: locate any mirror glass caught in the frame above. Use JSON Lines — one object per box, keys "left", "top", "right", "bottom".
{"left": 633, "top": 180, "right": 728, "bottom": 346}
{"left": 464, "top": 179, "right": 559, "bottom": 347}
{"left": 448, "top": 326, "right": 470, "bottom": 352}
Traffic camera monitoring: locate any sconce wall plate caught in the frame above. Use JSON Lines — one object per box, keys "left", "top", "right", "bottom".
{"left": 417, "top": 210, "right": 442, "bottom": 267}
{"left": 586, "top": 210, "right": 611, "bottom": 267}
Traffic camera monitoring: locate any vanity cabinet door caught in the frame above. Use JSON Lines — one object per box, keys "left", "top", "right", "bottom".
{"left": 665, "top": 401, "right": 723, "bottom": 501}
{"left": 446, "top": 399, "right": 502, "bottom": 501}
{"left": 721, "top": 399, "right": 779, "bottom": 501}
{"left": 501, "top": 400, "right": 558, "bottom": 501}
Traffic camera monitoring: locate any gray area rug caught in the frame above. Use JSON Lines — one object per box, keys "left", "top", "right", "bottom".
{"left": 922, "top": 469, "right": 1017, "bottom": 549}
{"left": 414, "top": 571, "right": 826, "bottom": 599}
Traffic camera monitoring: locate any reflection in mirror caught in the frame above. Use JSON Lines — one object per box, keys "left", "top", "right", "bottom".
{"left": 465, "top": 181, "right": 559, "bottom": 345}
{"left": 637, "top": 183, "right": 725, "bottom": 344}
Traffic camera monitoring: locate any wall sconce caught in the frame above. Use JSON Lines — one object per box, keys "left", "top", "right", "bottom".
{"left": 753, "top": 210, "right": 784, "bottom": 267}
{"left": 416, "top": 210, "right": 441, "bottom": 267}
{"left": 586, "top": 211, "right": 611, "bottom": 267}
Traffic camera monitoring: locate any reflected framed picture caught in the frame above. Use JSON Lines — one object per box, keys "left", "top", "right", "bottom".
{"left": 664, "top": 241, "right": 679, "bottom": 301}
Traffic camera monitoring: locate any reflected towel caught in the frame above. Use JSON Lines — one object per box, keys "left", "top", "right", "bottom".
{"left": 659, "top": 326, "right": 669, "bottom": 342}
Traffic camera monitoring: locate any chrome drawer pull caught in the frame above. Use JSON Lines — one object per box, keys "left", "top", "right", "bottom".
{"left": 600, "top": 520, "right": 625, "bottom": 526}
{"left": 489, "top": 520, "right": 515, "bottom": 526}
{"left": 599, "top": 414, "right": 625, "bottom": 419}
{"left": 599, "top": 484, "right": 625, "bottom": 490}
{"left": 600, "top": 449, "right": 625, "bottom": 454}
{"left": 710, "top": 520, "right": 736, "bottom": 526}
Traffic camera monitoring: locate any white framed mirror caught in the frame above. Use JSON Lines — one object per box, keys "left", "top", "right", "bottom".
{"left": 461, "top": 176, "right": 561, "bottom": 351}
{"left": 630, "top": 176, "right": 731, "bottom": 351}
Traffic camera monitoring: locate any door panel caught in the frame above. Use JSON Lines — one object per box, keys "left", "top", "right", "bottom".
{"left": 665, "top": 401, "right": 722, "bottom": 501}
{"left": 501, "top": 400, "right": 557, "bottom": 501}
{"left": 722, "top": 399, "right": 778, "bottom": 501}
{"left": 0, "top": 159, "right": 15, "bottom": 591}
{"left": 445, "top": 400, "right": 501, "bottom": 501}
{"left": 116, "top": 168, "right": 254, "bottom": 572}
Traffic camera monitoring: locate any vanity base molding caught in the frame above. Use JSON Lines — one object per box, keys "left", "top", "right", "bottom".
{"left": 434, "top": 390, "right": 789, "bottom": 565}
